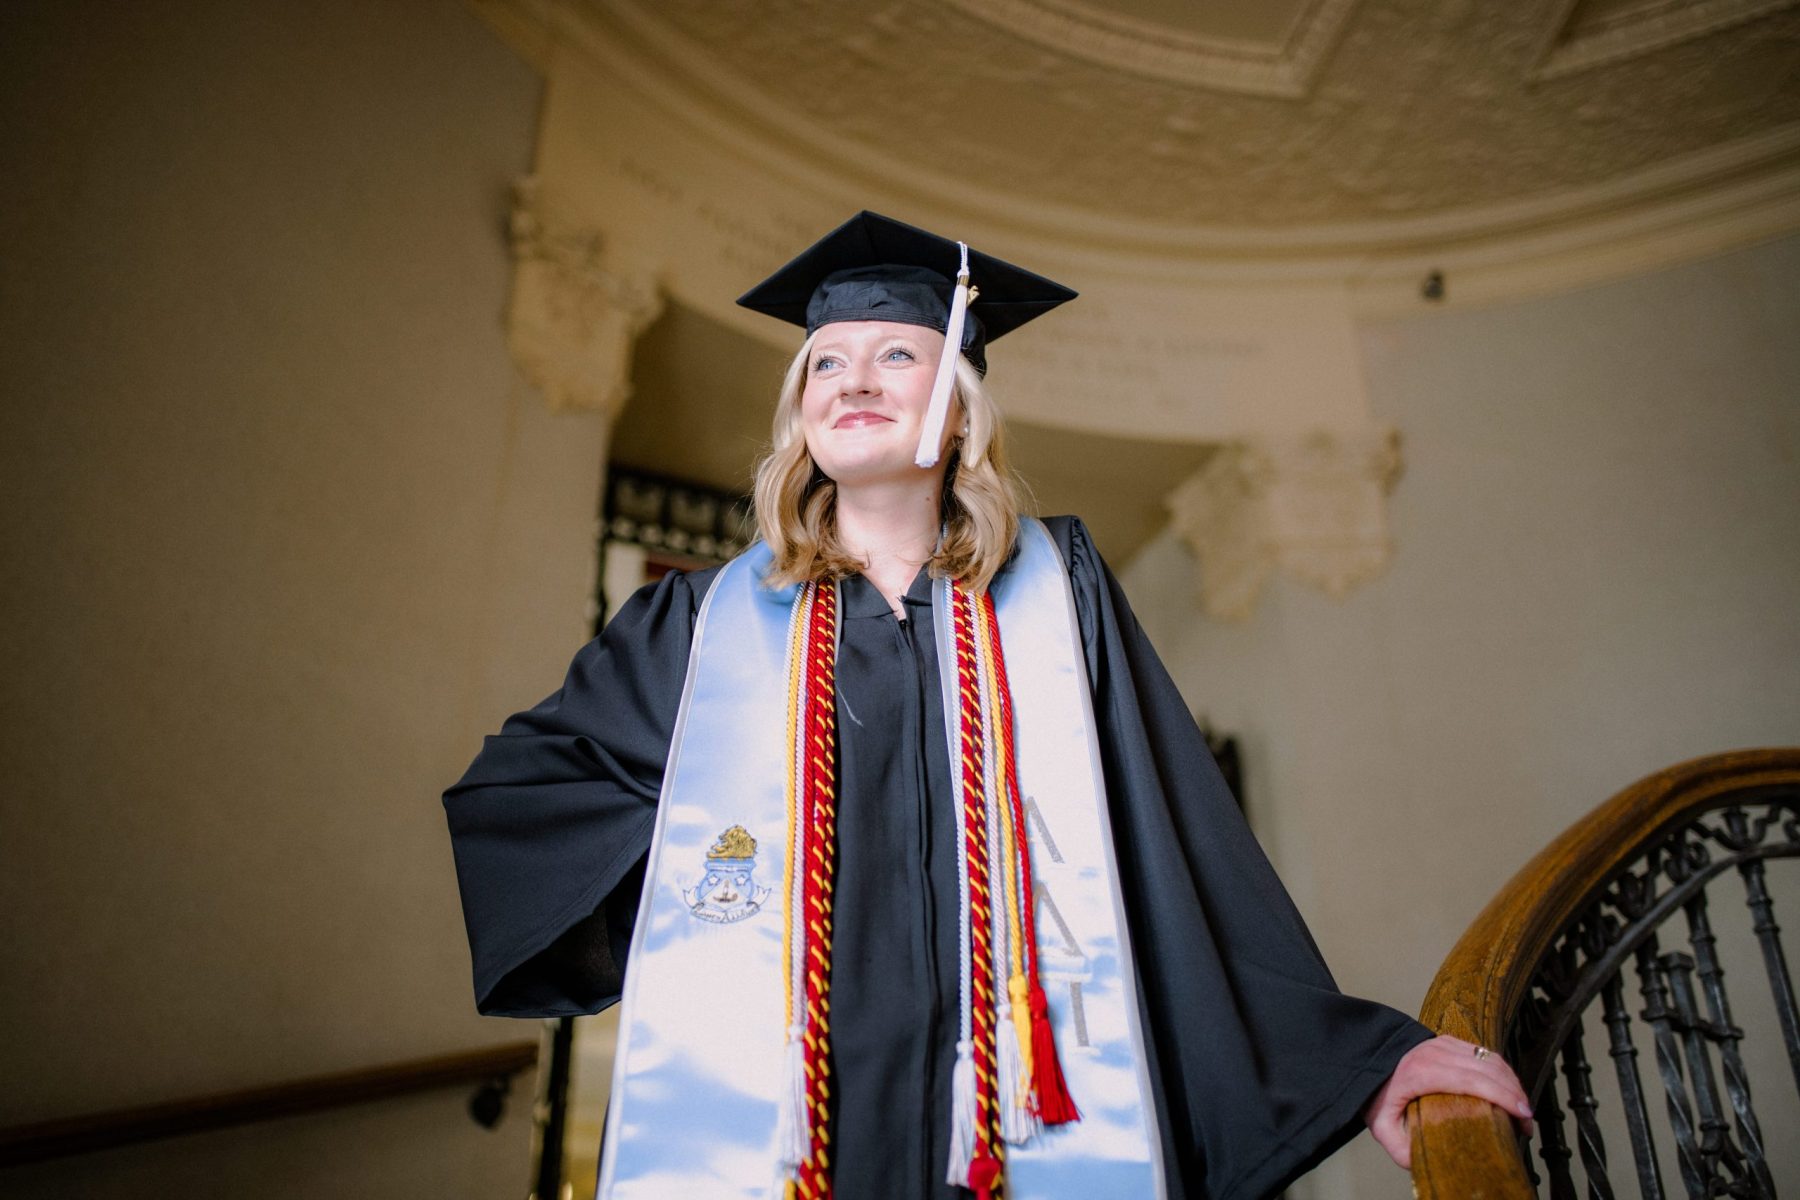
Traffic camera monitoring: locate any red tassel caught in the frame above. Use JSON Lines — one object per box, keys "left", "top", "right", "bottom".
{"left": 1028, "top": 981, "right": 1081, "bottom": 1125}
{"left": 969, "top": 1152, "right": 1004, "bottom": 1200}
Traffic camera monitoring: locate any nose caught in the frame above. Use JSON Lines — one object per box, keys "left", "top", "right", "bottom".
{"left": 838, "top": 356, "right": 880, "bottom": 398}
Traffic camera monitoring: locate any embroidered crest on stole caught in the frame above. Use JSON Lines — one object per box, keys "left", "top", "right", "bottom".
{"left": 684, "top": 824, "right": 771, "bottom": 924}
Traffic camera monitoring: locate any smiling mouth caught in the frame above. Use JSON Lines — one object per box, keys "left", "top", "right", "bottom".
{"left": 834, "top": 412, "right": 893, "bottom": 429}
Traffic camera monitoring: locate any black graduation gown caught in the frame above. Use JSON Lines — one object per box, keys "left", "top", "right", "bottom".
{"left": 443, "top": 515, "right": 1432, "bottom": 1200}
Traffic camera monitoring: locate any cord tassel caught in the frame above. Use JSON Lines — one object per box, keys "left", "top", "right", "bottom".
{"left": 769, "top": 1032, "right": 806, "bottom": 1200}
{"left": 968, "top": 1151, "right": 1004, "bottom": 1200}
{"left": 1028, "top": 980, "right": 1080, "bottom": 1125}
{"left": 1008, "top": 974, "right": 1035, "bottom": 1075}
{"left": 774, "top": 1022, "right": 809, "bottom": 1169}
{"left": 946, "top": 1038, "right": 978, "bottom": 1185}
{"left": 996, "top": 998, "right": 1037, "bottom": 1144}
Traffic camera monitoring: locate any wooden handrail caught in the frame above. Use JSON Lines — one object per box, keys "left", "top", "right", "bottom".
{"left": 1407, "top": 747, "right": 1800, "bottom": 1198}
{"left": 0, "top": 1040, "right": 539, "bottom": 1168}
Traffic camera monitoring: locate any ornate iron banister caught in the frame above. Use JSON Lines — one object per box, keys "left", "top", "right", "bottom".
{"left": 1410, "top": 748, "right": 1800, "bottom": 1199}
{"left": 0, "top": 1040, "right": 538, "bottom": 1168}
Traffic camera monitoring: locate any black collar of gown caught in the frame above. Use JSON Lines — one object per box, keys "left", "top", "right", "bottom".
{"left": 838, "top": 566, "right": 935, "bottom": 619}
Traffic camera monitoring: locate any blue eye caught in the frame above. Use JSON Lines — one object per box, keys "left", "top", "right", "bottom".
{"left": 885, "top": 348, "right": 915, "bottom": 362}
{"left": 812, "top": 355, "right": 839, "bottom": 372}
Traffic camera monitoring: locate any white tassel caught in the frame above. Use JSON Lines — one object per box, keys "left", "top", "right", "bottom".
{"left": 773, "top": 1022, "right": 809, "bottom": 1183}
{"left": 945, "top": 1038, "right": 978, "bottom": 1186}
{"left": 996, "top": 1008, "right": 1038, "bottom": 1145}
{"left": 915, "top": 241, "right": 973, "bottom": 469}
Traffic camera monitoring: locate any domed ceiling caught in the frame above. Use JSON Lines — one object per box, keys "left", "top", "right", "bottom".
{"left": 497, "top": 0, "right": 1800, "bottom": 568}
{"left": 590, "top": 0, "right": 1800, "bottom": 237}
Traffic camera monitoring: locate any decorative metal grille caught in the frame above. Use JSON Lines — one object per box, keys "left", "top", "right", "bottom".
{"left": 603, "top": 468, "right": 754, "bottom": 566}
{"left": 1509, "top": 791, "right": 1800, "bottom": 1199}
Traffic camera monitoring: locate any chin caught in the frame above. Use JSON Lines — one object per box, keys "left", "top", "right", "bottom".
{"left": 810, "top": 441, "right": 897, "bottom": 481}
{"left": 821, "top": 466, "right": 906, "bottom": 488}
{"left": 817, "top": 454, "right": 933, "bottom": 489}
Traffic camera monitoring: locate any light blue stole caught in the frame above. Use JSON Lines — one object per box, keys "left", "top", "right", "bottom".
{"left": 596, "top": 518, "right": 1163, "bottom": 1199}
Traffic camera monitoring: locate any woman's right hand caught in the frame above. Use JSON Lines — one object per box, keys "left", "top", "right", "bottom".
{"left": 1363, "top": 1034, "right": 1535, "bottom": 1169}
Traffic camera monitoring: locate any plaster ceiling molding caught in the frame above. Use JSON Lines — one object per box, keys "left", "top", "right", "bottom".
{"left": 1531, "top": 0, "right": 1800, "bottom": 79}
{"left": 507, "top": 177, "right": 665, "bottom": 416}
{"left": 578, "top": 0, "right": 1800, "bottom": 236}
{"left": 936, "top": 0, "right": 1362, "bottom": 96}
{"left": 485, "top": 0, "right": 1800, "bottom": 323}
{"left": 1166, "top": 428, "right": 1403, "bottom": 620}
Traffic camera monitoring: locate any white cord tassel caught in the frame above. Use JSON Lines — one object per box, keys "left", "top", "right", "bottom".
{"left": 915, "top": 241, "right": 973, "bottom": 469}
{"left": 943, "top": 577, "right": 979, "bottom": 1188}
{"left": 773, "top": 1023, "right": 810, "bottom": 1170}
{"left": 996, "top": 1006, "right": 1038, "bottom": 1145}
{"left": 769, "top": 1025, "right": 808, "bottom": 1198}
{"left": 945, "top": 1038, "right": 978, "bottom": 1186}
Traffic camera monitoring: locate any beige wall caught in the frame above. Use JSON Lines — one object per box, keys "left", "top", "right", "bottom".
{"left": 1123, "top": 233, "right": 1800, "bottom": 1197}
{"left": 0, "top": 1, "right": 581, "bottom": 1195}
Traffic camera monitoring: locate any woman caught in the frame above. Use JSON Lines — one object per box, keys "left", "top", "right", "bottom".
{"left": 445, "top": 212, "right": 1530, "bottom": 1200}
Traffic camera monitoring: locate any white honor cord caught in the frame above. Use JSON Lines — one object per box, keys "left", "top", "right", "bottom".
{"left": 914, "top": 241, "right": 972, "bottom": 469}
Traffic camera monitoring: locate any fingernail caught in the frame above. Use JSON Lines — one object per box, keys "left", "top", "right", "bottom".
{"left": 1520, "top": 1103, "right": 1534, "bottom": 1117}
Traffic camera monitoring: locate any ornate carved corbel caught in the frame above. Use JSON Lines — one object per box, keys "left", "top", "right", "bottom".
{"left": 505, "top": 178, "right": 664, "bottom": 417}
{"left": 1166, "top": 428, "right": 1404, "bottom": 620}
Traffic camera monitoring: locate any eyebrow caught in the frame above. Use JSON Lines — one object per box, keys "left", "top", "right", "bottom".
{"left": 812, "top": 332, "right": 922, "bottom": 355}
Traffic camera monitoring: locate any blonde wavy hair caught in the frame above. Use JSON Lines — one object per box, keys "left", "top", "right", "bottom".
{"left": 752, "top": 331, "right": 1028, "bottom": 592}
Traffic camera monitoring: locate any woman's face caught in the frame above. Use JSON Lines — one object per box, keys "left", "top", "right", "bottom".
{"left": 799, "top": 320, "right": 957, "bottom": 489}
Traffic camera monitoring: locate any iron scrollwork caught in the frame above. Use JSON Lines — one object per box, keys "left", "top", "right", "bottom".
{"left": 1508, "top": 794, "right": 1800, "bottom": 1199}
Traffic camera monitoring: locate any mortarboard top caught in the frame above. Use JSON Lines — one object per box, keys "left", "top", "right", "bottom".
{"left": 735, "top": 211, "right": 1077, "bottom": 377}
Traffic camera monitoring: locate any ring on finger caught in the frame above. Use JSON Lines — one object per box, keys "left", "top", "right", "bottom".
{"left": 1473, "top": 1046, "right": 1492, "bottom": 1061}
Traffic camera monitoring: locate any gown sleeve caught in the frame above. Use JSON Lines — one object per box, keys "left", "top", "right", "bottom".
{"left": 1041, "top": 515, "right": 1434, "bottom": 1200}
{"left": 442, "top": 568, "right": 713, "bottom": 1018}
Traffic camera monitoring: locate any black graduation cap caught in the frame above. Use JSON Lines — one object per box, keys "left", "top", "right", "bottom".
{"left": 735, "top": 211, "right": 1077, "bottom": 377}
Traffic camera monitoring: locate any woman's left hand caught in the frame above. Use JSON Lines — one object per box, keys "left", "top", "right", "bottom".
{"left": 1363, "top": 1035, "right": 1535, "bottom": 1169}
